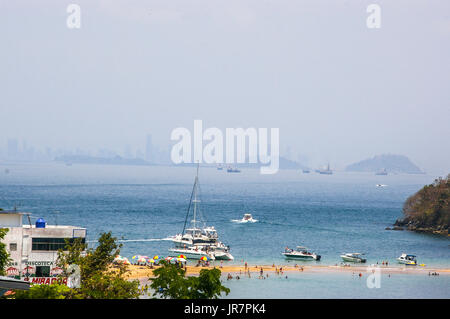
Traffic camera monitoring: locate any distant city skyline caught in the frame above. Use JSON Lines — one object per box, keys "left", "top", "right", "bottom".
{"left": 1, "top": 1, "right": 449, "bottom": 174}
{"left": 0, "top": 135, "right": 431, "bottom": 174}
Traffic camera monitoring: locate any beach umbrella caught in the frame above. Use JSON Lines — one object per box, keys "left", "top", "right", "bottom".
{"left": 148, "top": 259, "right": 155, "bottom": 263}
{"left": 178, "top": 254, "right": 186, "bottom": 259}
{"left": 200, "top": 256, "right": 208, "bottom": 261}
{"left": 153, "top": 255, "right": 159, "bottom": 260}
{"left": 177, "top": 257, "right": 186, "bottom": 263}
{"left": 132, "top": 255, "right": 137, "bottom": 260}
{"left": 164, "top": 256, "right": 173, "bottom": 261}
{"left": 113, "top": 256, "right": 124, "bottom": 262}
{"left": 137, "top": 257, "right": 147, "bottom": 263}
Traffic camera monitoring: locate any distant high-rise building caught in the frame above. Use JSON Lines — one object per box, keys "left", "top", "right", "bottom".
{"left": 124, "top": 144, "right": 132, "bottom": 159}
{"left": 7, "top": 139, "right": 19, "bottom": 159}
{"left": 145, "top": 134, "right": 153, "bottom": 162}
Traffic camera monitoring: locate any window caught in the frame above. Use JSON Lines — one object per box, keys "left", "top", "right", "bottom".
{"left": 10, "top": 243, "right": 17, "bottom": 251}
{"left": 35, "top": 266, "right": 50, "bottom": 277}
{"left": 31, "top": 237, "right": 85, "bottom": 251}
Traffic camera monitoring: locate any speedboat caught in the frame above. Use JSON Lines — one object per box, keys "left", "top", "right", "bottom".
{"left": 209, "top": 243, "right": 234, "bottom": 260}
{"left": 282, "top": 246, "right": 321, "bottom": 261}
{"left": 232, "top": 213, "right": 258, "bottom": 223}
{"left": 340, "top": 253, "right": 366, "bottom": 263}
{"left": 397, "top": 253, "right": 417, "bottom": 265}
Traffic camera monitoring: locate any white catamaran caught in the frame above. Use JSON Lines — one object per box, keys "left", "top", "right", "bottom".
{"left": 166, "top": 165, "right": 234, "bottom": 261}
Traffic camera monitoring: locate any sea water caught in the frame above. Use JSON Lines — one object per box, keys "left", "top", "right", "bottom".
{"left": 0, "top": 163, "right": 449, "bottom": 298}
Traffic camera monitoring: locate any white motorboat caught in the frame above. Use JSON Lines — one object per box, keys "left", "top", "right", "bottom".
{"left": 232, "top": 213, "right": 258, "bottom": 223}
{"left": 340, "top": 253, "right": 366, "bottom": 263}
{"left": 209, "top": 243, "right": 234, "bottom": 260}
{"left": 397, "top": 253, "right": 417, "bottom": 265}
{"left": 282, "top": 246, "right": 321, "bottom": 261}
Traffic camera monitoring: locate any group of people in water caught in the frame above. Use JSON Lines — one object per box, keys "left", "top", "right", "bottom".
{"left": 225, "top": 263, "right": 306, "bottom": 281}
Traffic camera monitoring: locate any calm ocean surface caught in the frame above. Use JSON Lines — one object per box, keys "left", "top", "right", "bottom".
{"left": 1, "top": 162, "right": 449, "bottom": 298}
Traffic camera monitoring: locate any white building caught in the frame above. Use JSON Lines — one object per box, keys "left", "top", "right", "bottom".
{"left": 0, "top": 210, "right": 86, "bottom": 281}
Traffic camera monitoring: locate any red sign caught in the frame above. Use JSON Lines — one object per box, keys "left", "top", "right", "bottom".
{"left": 23, "top": 277, "right": 68, "bottom": 286}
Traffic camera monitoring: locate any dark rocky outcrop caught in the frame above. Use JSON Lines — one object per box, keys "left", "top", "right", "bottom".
{"left": 393, "top": 175, "right": 449, "bottom": 236}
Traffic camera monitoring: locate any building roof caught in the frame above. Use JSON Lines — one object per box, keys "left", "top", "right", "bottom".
{"left": 0, "top": 210, "right": 29, "bottom": 215}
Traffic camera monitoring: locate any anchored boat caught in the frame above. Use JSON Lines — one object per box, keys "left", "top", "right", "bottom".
{"left": 340, "top": 253, "right": 366, "bottom": 263}
{"left": 166, "top": 164, "right": 234, "bottom": 261}
{"left": 282, "top": 246, "right": 321, "bottom": 261}
{"left": 397, "top": 253, "right": 417, "bottom": 265}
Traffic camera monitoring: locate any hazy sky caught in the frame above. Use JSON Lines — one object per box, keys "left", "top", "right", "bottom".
{"left": 1, "top": 0, "right": 449, "bottom": 172}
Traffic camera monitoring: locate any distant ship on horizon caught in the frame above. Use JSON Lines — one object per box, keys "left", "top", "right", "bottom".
{"left": 318, "top": 163, "right": 333, "bottom": 175}
{"left": 375, "top": 168, "right": 388, "bottom": 175}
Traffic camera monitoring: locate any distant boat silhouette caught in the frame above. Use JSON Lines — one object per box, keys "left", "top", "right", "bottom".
{"left": 318, "top": 163, "right": 333, "bottom": 175}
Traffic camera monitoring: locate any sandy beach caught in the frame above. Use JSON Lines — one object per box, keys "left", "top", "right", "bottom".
{"left": 124, "top": 263, "right": 450, "bottom": 280}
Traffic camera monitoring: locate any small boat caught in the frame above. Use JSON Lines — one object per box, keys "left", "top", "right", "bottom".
{"left": 210, "top": 243, "right": 234, "bottom": 260}
{"left": 233, "top": 213, "right": 258, "bottom": 223}
{"left": 282, "top": 246, "right": 321, "bottom": 261}
{"left": 217, "top": 164, "right": 223, "bottom": 170}
{"left": 376, "top": 184, "right": 387, "bottom": 187}
{"left": 302, "top": 169, "right": 310, "bottom": 174}
{"left": 318, "top": 163, "right": 333, "bottom": 175}
{"left": 227, "top": 167, "right": 241, "bottom": 173}
{"left": 375, "top": 168, "right": 388, "bottom": 175}
{"left": 397, "top": 253, "right": 417, "bottom": 265}
{"left": 340, "top": 253, "right": 366, "bottom": 263}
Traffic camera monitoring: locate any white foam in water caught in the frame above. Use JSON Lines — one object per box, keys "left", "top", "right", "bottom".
{"left": 87, "top": 238, "right": 165, "bottom": 243}
{"left": 231, "top": 219, "right": 258, "bottom": 223}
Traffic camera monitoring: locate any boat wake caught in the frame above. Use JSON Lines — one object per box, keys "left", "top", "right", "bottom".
{"left": 86, "top": 238, "right": 165, "bottom": 243}
{"left": 231, "top": 219, "right": 258, "bottom": 224}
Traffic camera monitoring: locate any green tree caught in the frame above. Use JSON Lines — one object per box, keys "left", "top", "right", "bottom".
{"left": 56, "top": 231, "right": 140, "bottom": 299}
{"left": 189, "top": 268, "right": 230, "bottom": 299}
{"left": 0, "top": 228, "right": 10, "bottom": 276}
{"left": 14, "top": 283, "right": 76, "bottom": 299}
{"left": 150, "top": 261, "right": 230, "bottom": 299}
{"left": 14, "top": 232, "right": 140, "bottom": 299}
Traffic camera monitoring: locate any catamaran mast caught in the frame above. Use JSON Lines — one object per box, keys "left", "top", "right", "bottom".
{"left": 181, "top": 163, "right": 200, "bottom": 236}
{"left": 192, "top": 163, "right": 200, "bottom": 230}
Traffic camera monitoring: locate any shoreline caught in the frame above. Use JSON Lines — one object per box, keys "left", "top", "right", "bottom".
{"left": 125, "top": 263, "right": 450, "bottom": 280}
